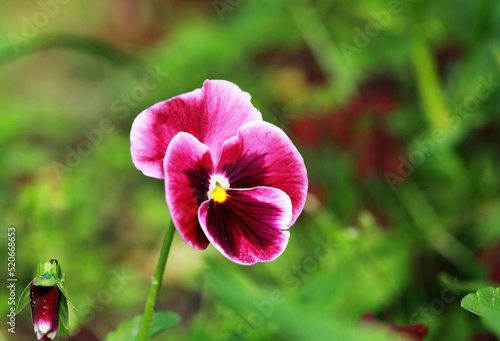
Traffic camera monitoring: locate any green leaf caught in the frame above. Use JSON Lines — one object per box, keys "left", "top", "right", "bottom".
{"left": 15, "top": 282, "right": 31, "bottom": 315}
{"left": 105, "top": 311, "right": 181, "bottom": 341}
{"left": 483, "top": 313, "right": 500, "bottom": 337}
{"left": 461, "top": 287, "right": 500, "bottom": 336}
{"left": 461, "top": 287, "right": 500, "bottom": 317}
{"left": 59, "top": 295, "right": 70, "bottom": 337}
{"left": 56, "top": 279, "right": 77, "bottom": 311}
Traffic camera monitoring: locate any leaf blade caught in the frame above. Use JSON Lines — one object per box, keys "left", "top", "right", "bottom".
{"left": 104, "top": 311, "right": 181, "bottom": 341}
{"left": 461, "top": 287, "right": 500, "bottom": 317}
{"left": 15, "top": 282, "right": 31, "bottom": 315}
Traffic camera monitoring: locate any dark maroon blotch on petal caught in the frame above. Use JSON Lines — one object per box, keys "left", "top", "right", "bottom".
{"left": 199, "top": 187, "right": 291, "bottom": 264}
{"left": 219, "top": 151, "right": 270, "bottom": 189}
{"left": 215, "top": 122, "right": 307, "bottom": 226}
{"left": 164, "top": 132, "right": 215, "bottom": 249}
{"left": 183, "top": 164, "right": 212, "bottom": 205}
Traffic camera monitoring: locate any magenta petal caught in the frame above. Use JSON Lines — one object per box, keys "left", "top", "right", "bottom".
{"left": 216, "top": 121, "right": 308, "bottom": 225}
{"left": 200, "top": 80, "right": 262, "bottom": 161}
{"left": 31, "top": 282, "right": 60, "bottom": 341}
{"left": 131, "top": 87, "right": 204, "bottom": 179}
{"left": 131, "top": 80, "right": 262, "bottom": 179}
{"left": 164, "top": 132, "right": 213, "bottom": 250}
{"left": 198, "top": 187, "right": 292, "bottom": 265}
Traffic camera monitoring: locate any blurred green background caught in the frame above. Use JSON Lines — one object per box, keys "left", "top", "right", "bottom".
{"left": 1, "top": 0, "right": 500, "bottom": 340}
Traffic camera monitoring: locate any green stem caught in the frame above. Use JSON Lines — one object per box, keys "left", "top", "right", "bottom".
{"left": 0, "top": 34, "right": 142, "bottom": 67}
{"left": 396, "top": 181, "right": 475, "bottom": 270}
{"left": 410, "top": 33, "right": 451, "bottom": 133}
{"left": 137, "top": 221, "right": 175, "bottom": 341}
{"left": 288, "top": 0, "right": 356, "bottom": 101}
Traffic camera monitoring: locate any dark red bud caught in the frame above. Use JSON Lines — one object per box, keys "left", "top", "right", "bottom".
{"left": 30, "top": 280, "right": 61, "bottom": 341}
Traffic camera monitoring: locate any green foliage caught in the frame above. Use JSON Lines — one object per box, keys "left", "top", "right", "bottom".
{"left": 462, "top": 287, "right": 500, "bottom": 317}
{"left": 105, "top": 311, "right": 180, "bottom": 341}
{"left": 461, "top": 287, "right": 500, "bottom": 336}
{"left": 14, "top": 283, "right": 31, "bottom": 316}
{"left": 204, "top": 260, "right": 397, "bottom": 341}
{"left": 59, "top": 294, "right": 70, "bottom": 336}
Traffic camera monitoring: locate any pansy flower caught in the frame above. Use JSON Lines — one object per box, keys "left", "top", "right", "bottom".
{"left": 131, "top": 80, "right": 307, "bottom": 264}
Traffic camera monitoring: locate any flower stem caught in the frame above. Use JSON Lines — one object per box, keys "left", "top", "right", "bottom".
{"left": 137, "top": 220, "right": 175, "bottom": 341}
{"left": 410, "top": 30, "right": 450, "bottom": 134}
{"left": 288, "top": 0, "right": 356, "bottom": 101}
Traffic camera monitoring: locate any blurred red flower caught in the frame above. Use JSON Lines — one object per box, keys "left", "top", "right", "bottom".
{"left": 480, "top": 243, "right": 500, "bottom": 284}
{"left": 361, "top": 313, "right": 429, "bottom": 340}
{"left": 289, "top": 75, "right": 403, "bottom": 179}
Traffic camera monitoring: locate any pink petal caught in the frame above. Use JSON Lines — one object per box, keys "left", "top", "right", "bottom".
{"left": 216, "top": 121, "right": 308, "bottom": 225}
{"left": 198, "top": 187, "right": 292, "bottom": 265}
{"left": 131, "top": 80, "right": 262, "bottom": 179}
{"left": 164, "top": 132, "right": 213, "bottom": 250}
{"left": 131, "top": 87, "right": 204, "bottom": 179}
{"left": 201, "top": 80, "right": 262, "bottom": 162}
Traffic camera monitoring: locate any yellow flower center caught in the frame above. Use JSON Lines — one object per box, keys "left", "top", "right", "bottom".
{"left": 208, "top": 175, "right": 230, "bottom": 203}
{"left": 210, "top": 184, "right": 227, "bottom": 203}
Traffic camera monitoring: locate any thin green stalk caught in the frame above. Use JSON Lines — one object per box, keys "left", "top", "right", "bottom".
{"left": 410, "top": 34, "right": 451, "bottom": 133}
{"left": 491, "top": 42, "right": 500, "bottom": 70}
{"left": 137, "top": 221, "right": 176, "bottom": 341}
{"left": 0, "top": 34, "right": 142, "bottom": 67}
{"left": 396, "top": 181, "right": 475, "bottom": 270}
{"left": 288, "top": 0, "right": 356, "bottom": 101}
